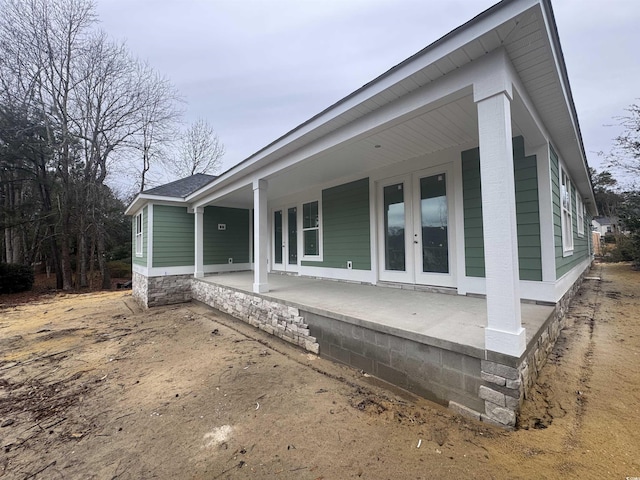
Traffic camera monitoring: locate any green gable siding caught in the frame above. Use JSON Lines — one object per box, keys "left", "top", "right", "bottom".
{"left": 461, "top": 137, "right": 543, "bottom": 280}
{"left": 301, "top": 178, "right": 371, "bottom": 270}
{"left": 133, "top": 206, "right": 148, "bottom": 266}
{"left": 153, "top": 205, "right": 194, "bottom": 267}
{"left": 203, "top": 206, "right": 250, "bottom": 265}
{"left": 552, "top": 145, "right": 591, "bottom": 278}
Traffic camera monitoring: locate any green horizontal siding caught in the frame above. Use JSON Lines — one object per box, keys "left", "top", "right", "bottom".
{"left": 133, "top": 206, "right": 148, "bottom": 266}
{"left": 552, "top": 145, "right": 591, "bottom": 278}
{"left": 203, "top": 206, "right": 250, "bottom": 265}
{"left": 462, "top": 148, "right": 485, "bottom": 277}
{"left": 461, "top": 136, "right": 542, "bottom": 280}
{"left": 301, "top": 178, "right": 371, "bottom": 270}
{"left": 556, "top": 182, "right": 590, "bottom": 278}
{"left": 514, "top": 137, "right": 542, "bottom": 281}
{"left": 152, "top": 205, "right": 194, "bottom": 267}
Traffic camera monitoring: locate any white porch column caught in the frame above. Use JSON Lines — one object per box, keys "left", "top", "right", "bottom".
{"left": 476, "top": 91, "right": 526, "bottom": 357}
{"left": 253, "top": 179, "right": 269, "bottom": 293}
{"left": 194, "top": 206, "right": 204, "bottom": 278}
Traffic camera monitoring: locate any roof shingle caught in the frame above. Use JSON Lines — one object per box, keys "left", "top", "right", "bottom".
{"left": 143, "top": 173, "right": 217, "bottom": 198}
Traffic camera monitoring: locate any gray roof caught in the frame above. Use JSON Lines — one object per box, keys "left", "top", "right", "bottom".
{"left": 593, "top": 216, "right": 615, "bottom": 226}
{"left": 143, "top": 174, "right": 217, "bottom": 198}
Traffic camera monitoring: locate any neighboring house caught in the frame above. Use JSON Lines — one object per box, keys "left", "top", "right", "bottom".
{"left": 126, "top": 0, "right": 596, "bottom": 427}
{"left": 592, "top": 216, "right": 620, "bottom": 236}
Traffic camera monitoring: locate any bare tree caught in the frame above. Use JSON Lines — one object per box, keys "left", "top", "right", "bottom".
{"left": 171, "top": 118, "right": 224, "bottom": 178}
{"left": 608, "top": 103, "right": 640, "bottom": 186}
{"left": 0, "top": 0, "right": 97, "bottom": 289}
{"left": 0, "top": 0, "right": 184, "bottom": 290}
{"left": 134, "top": 67, "right": 183, "bottom": 192}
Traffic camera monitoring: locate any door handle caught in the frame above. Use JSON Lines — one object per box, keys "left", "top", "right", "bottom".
{"left": 413, "top": 241, "right": 418, "bottom": 244}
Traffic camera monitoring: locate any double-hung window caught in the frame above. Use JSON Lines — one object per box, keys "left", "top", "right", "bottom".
{"left": 560, "top": 168, "right": 574, "bottom": 254}
{"left": 302, "top": 200, "right": 320, "bottom": 257}
{"left": 135, "top": 212, "right": 143, "bottom": 256}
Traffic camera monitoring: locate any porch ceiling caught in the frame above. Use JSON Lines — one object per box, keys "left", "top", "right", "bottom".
{"left": 204, "top": 91, "right": 535, "bottom": 208}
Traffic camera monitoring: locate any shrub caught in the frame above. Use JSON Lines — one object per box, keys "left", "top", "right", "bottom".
{"left": 107, "top": 259, "right": 131, "bottom": 278}
{"left": 601, "top": 235, "right": 636, "bottom": 263}
{"left": 0, "top": 263, "right": 35, "bottom": 294}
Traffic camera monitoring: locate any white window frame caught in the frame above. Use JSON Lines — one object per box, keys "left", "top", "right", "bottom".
{"left": 301, "top": 199, "right": 322, "bottom": 260}
{"left": 135, "top": 212, "right": 143, "bottom": 257}
{"left": 576, "top": 192, "right": 584, "bottom": 237}
{"left": 560, "top": 167, "right": 574, "bottom": 255}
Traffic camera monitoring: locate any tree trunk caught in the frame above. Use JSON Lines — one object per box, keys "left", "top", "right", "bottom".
{"left": 97, "top": 232, "right": 110, "bottom": 290}
{"left": 89, "top": 233, "right": 96, "bottom": 289}
{"left": 60, "top": 199, "right": 74, "bottom": 290}
{"left": 78, "top": 217, "right": 88, "bottom": 288}
{"left": 48, "top": 229, "right": 64, "bottom": 290}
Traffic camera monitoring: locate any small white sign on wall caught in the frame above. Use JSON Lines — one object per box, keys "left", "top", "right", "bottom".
{"left": 218, "top": 224, "right": 226, "bottom": 231}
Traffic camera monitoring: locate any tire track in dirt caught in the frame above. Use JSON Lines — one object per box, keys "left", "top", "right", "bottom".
{"left": 564, "top": 263, "right": 602, "bottom": 449}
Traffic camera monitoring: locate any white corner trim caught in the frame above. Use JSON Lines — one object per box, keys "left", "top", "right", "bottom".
{"left": 536, "top": 143, "right": 556, "bottom": 283}
{"left": 368, "top": 177, "right": 378, "bottom": 286}
{"left": 147, "top": 204, "right": 154, "bottom": 269}
{"left": 132, "top": 264, "right": 149, "bottom": 276}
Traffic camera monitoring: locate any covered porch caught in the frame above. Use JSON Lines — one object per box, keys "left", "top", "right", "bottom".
{"left": 196, "top": 271, "right": 554, "bottom": 354}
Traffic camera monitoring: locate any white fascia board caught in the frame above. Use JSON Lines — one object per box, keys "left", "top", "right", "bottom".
{"left": 125, "top": 193, "right": 186, "bottom": 216}
{"left": 186, "top": 0, "right": 541, "bottom": 206}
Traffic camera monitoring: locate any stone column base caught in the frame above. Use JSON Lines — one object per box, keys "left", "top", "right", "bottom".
{"left": 132, "top": 271, "right": 193, "bottom": 308}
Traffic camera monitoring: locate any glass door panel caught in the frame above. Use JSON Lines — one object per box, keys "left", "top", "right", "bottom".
{"left": 383, "top": 183, "right": 406, "bottom": 271}
{"left": 273, "top": 210, "right": 283, "bottom": 266}
{"left": 419, "top": 174, "right": 448, "bottom": 273}
{"left": 287, "top": 207, "right": 297, "bottom": 265}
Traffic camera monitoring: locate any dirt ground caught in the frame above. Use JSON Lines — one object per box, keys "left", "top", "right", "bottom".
{"left": 0, "top": 263, "right": 638, "bottom": 479}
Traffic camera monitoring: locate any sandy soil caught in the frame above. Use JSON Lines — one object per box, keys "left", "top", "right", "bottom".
{"left": 0, "top": 262, "right": 638, "bottom": 479}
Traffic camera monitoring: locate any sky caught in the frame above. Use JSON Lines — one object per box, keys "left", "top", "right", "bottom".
{"left": 96, "top": 0, "right": 640, "bottom": 190}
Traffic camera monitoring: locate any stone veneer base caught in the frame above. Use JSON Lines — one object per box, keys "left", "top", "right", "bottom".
{"left": 132, "top": 271, "right": 192, "bottom": 308}
{"left": 191, "top": 279, "right": 319, "bottom": 354}
{"left": 475, "top": 266, "right": 591, "bottom": 427}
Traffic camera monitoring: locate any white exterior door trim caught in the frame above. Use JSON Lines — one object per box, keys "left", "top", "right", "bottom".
{"left": 271, "top": 205, "right": 300, "bottom": 273}
{"left": 376, "top": 163, "right": 456, "bottom": 287}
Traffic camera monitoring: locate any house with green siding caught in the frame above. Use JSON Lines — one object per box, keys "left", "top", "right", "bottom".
{"left": 126, "top": 0, "right": 596, "bottom": 427}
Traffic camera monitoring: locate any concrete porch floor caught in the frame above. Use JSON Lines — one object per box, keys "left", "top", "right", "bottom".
{"left": 199, "top": 271, "right": 554, "bottom": 359}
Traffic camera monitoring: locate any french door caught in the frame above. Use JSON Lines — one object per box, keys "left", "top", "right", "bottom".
{"left": 378, "top": 166, "right": 455, "bottom": 287}
{"left": 272, "top": 206, "right": 299, "bottom": 272}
